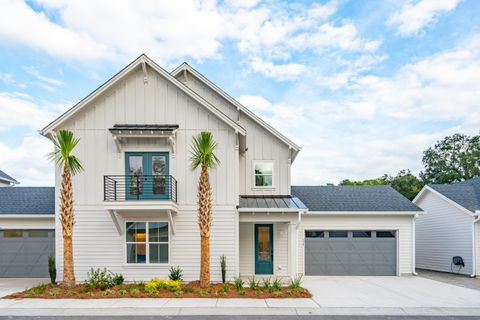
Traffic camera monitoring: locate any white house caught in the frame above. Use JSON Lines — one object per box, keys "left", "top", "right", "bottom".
{"left": 414, "top": 177, "right": 480, "bottom": 277}
{"left": 0, "top": 170, "right": 18, "bottom": 187}
{"left": 36, "top": 54, "right": 421, "bottom": 282}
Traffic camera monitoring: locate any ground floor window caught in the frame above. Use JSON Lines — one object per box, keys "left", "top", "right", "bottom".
{"left": 126, "top": 222, "right": 169, "bottom": 264}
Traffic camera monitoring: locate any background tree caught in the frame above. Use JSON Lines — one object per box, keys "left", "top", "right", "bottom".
{"left": 389, "top": 170, "right": 424, "bottom": 200}
{"left": 190, "top": 132, "right": 220, "bottom": 288}
{"left": 48, "top": 130, "right": 83, "bottom": 288}
{"left": 420, "top": 133, "right": 480, "bottom": 184}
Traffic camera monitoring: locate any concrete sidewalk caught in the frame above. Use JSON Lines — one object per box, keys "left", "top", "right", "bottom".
{"left": 1, "top": 298, "right": 480, "bottom": 317}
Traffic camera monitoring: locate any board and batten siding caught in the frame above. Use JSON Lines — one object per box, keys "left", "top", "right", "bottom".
{"left": 415, "top": 191, "right": 473, "bottom": 275}
{"left": 53, "top": 65, "right": 238, "bottom": 281}
{"left": 239, "top": 222, "right": 289, "bottom": 277}
{"left": 297, "top": 214, "right": 414, "bottom": 275}
{"left": 179, "top": 71, "right": 292, "bottom": 196}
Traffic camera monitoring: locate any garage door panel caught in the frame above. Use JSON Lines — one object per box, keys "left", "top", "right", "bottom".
{"left": 305, "top": 230, "right": 397, "bottom": 276}
{"left": 0, "top": 229, "right": 54, "bottom": 277}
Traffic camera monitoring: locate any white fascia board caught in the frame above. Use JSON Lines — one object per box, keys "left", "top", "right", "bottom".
{"left": 171, "top": 63, "right": 301, "bottom": 157}
{"left": 0, "top": 214, "right": 54, "bottom": 219}
{"left": 306, "top": 211, "right": 422, "bottom": 216}
{"left": 413, "top": 185, "right": 474, "bottom": 217}
{"left": 0, "top": 176, "right": 18, "bottom": 184}
{"left": 41, "top": 55, "right": 246, "bottom": 137}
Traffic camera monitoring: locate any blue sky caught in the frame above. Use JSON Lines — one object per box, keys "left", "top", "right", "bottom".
{"left": 0, "top": 0, "right": 479, "bottom": 186}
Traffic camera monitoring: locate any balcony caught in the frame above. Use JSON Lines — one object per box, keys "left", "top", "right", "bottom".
{"left": 104, "top": 175, "right": 177, "bottom": 202}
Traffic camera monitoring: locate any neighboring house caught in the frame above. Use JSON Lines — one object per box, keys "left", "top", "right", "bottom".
{"left": 414, "top": 177, "right": 480, "bottom": 277}
{"left": 0, "top": 169, "right": 19, "bottom": 187}
{"left": 40, "top": 54, "right": 421, "bottom": 282}
{"left": 0, "top": 187, "right": 55, "bottom": 277}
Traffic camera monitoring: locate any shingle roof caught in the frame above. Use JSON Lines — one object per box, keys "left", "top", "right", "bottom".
{"left": 0, "top": 169, "right": 18, "bottom": 184}
{"left": 0, "top": 187, "right": 55, "bottom": 215}
{"left": 291, "top": 185, "right": 422, "bottom": 212}
{"left": 239, "top": 195, "right": 307, "bottom": 209}
{"left": 428, "top": 177, "right": 480, "bottom": 213}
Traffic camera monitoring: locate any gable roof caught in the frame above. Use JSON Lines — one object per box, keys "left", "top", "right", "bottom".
{"left": 291, "top": 185, "right": 422, "bottom": 212}
{"left": 170, "top": 62, "right": 301, "bottom": 159}
{"left": 422, "top": 177, "right": 480, "bottom": 213}
{"left": 41, "top": 54, "right": 246, "bottom": 136}
{"left": 0, "top": 170, "right": 18, "bottom": 185}
{"left": 0, "top": 187, "right": 54, "bottom": 215}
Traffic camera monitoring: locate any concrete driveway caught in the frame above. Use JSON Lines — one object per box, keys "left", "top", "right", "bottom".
{"left": 0, "top": 278, "right": 48, "bottom": 297}
{"left": 303, "top": 276, "right": 480, "bottom": 308}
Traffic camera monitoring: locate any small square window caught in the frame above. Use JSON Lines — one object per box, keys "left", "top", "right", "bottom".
{"left": 376, "top": 231, "right": 396, "bottom": 238}
{"left": 353, "top": 231, "right": 372, "bottom": 238}
{"left": 306, "top": 231, "right": 324, "bottom": 238}
{"left": 329, "top": 231, "right": 348, "bottom": 238}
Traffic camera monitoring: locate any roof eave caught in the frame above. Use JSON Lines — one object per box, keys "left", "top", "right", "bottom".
{"left": 307, "top": 211, "right": 422, "bottom": 215}
{"left": 171, "top": 63, "right": 301, "bottom": 154}
{"left": 41, "top": 54, "right": 246, "bottom": 137}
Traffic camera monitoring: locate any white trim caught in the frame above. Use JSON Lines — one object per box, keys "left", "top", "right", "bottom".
{"left": 471, "top": 215, "right": 480, "bottom": 277}
{"left": 170, "top": 63, "right": 301, "bottom": 158}
{"left": 41, "top": 54, "right": 246, "bottom": 136}
{"left": 413, "top": 185, "right": 474, "bottom": 217}
{"left": 412, "top": 214, "right": 418, "bottom": 275}
{"left": 0, "top": 214, "right": 54, "bottom": 219}
{"left": 252, "top": 160, "right": 274, "bottom": 189}
{"left": 124, "top": 220, "right": 170, "bottom": 266}
{"left": 103, "top": 200, "right": 178, "bottom": 212}
{"left": 0, "top": 176, "right": 18, "bottom": 184}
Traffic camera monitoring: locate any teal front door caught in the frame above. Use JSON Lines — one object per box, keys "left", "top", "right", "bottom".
{"left": 255, "top": 224, "right": 274, "bottom": 275}
{"left": 125, "top": 152, "right": 169, "bottom": 200}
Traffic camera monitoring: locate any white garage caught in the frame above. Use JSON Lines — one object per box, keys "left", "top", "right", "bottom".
{"left": 292, "top": 185, "right": 423, "bottom": 276}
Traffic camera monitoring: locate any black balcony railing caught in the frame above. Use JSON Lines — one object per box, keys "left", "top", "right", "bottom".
{"left": 104, "top": 175, "right": 177, "bottom": 202}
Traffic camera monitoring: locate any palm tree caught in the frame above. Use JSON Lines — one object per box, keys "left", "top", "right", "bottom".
{"left": 190, "top": 132, "right": 220, "bottom": 288}
{"left": 48, "top": 130, "right": 83, "bottom": 288}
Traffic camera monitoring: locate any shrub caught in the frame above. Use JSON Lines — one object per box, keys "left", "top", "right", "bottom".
{"left": 26, "top": 284, "right": 47, "bottom": 295}
{"left": 234, "top": 277, "right": 244, "bottom": 291}
{"left": 220, "top": 283, "right": 229, "bottom": 294}
{"left": 262, "top": 278, "right": 271, "bottom": 290}
{"left": 112, "top": 273, "right": 124, "bottom": 286}
{"left": 48, "top": 255, "right": 56, "bottom": 286}
{"left": 220, "top": 255, "right": 227, "bottom": 283}
{"left": 272, "top": 278, "right": 282, "bottom": 291}
{"left": 144, "top": 278, "right": 181, "bottom": 293}
{"left": 84, "top": 268, "right": 116, "bottom": 291}
{"left": 118, "top": 288, "right": 128, "bottom": 295}
{"left": 248, "top": 277, "right": 259, "bottom": 290}
{"left": 168, "top": 266, "right": 183, "bottom": 281}
{"left": 289, "top": 275, "right": 302, "bottom": 290}
{"left": 129, "top": 287, "right": 140, "bottom": 295}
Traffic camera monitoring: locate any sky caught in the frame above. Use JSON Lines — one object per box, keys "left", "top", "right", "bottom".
{"left": 0, "top": 0, "right": 479, "bottom": 186}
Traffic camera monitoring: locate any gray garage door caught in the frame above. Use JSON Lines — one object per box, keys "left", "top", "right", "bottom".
{"left": 305, "top": 230, "right": 397, "bottom": 276}
{"left": 0, "top": 229, "right": 55, "bottom": 277}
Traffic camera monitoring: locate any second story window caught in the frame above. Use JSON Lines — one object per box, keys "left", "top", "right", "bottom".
{"left": 254, "top": 161, "right": 274, "bottom": 188}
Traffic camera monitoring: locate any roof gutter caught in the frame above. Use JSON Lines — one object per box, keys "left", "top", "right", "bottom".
{"left": 471, "top": 213, "right": 480, "bottom": 278}
{"left": 306, "top": 211, "right": 423, "bottom": 216}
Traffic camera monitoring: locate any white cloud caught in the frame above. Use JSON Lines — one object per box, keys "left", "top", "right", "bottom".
{"left": 388, "top": 0, "right": 461, "bottom": 36}
{"left": 343, "top": 35, "right": 480, "bottom": 121}
{"left": 249, "top": 58, "right": 306, "bottom": 81}
{"left": 0, "top": 92, "right": 64, "bottom": 130}
{"left": 23, "top": 66, "right": 65, "bottom": 86}
{"left": 0, "top": 136, "right": 54, "bottom": 186}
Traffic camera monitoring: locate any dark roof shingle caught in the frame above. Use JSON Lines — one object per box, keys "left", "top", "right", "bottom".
{"left": 428, "top": 177, "right": 480, "bottom": 213}
{"left": 0, "top": 187, "right": 55, "bottom": 215}
{"left": 291, "top": 185, "right": 422, "bottom": 212}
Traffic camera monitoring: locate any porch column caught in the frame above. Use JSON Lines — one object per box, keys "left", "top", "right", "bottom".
{"left": 288, "top": 222, "right": 298, "bottom": 279}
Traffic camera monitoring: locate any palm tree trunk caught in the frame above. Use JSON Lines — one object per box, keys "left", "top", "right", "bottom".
{"left": 198, "top": 165, "right": 212, "bottom": 288}
{"left": 60, "top": 164, "right": 76, "bottom": 287}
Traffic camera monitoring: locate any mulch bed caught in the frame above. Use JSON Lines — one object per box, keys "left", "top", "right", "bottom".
{"left": 6, "top": 281, "right": 311, "bottom": 299}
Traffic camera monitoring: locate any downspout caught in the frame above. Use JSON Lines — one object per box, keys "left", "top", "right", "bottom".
{"left": 412, "top": 213, "right": 418, "bottom": 276}
{"left": 471, "top": 213, "right": 480, "bottom": 278}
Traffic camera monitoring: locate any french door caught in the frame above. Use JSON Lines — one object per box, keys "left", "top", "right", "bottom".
{"left": 125, "top": 152, "right": 169, "bottom": 200}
